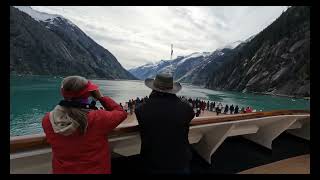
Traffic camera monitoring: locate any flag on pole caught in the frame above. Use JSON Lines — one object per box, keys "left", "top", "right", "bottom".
{"left": 171, "top": 44, "right": 173, "bottom": 60}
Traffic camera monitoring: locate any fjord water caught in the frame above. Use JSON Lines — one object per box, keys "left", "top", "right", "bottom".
{"left": 10, "top": 75, "right": 310, "bottom": 136}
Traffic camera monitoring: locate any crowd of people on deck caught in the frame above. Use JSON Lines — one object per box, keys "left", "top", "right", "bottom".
{"left": 119, "top": 96, "right": 254, "bottom": 117}
{"left": 119, "top": 96, "right": 150, "bottom": 115}
{"left": 178, "top": 96, "right": 254, "bottom": 117}
{"left": 98, "top": 97, "right": 150, "bottom": 115}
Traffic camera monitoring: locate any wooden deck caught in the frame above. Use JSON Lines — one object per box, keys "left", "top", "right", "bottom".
{"left": 238, "top": 154, "right": 310, "bottom": 174}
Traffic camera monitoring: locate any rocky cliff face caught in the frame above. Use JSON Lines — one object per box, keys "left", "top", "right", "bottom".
{"left": 179, "top": 48, "right": 234, "bottom": 85}
{"left": 206, "top": 6, "right": 310, "bottom": 97}
{"left": 10, "top": 6, "right": 137, "bottom": 80}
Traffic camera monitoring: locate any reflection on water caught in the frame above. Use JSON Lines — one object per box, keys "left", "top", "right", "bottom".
{"left": 10, "top": 75, "right": 309, "bottom": 136}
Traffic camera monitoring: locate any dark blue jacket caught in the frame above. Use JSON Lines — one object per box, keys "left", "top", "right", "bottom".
{"left": 135, "top": 91, "right": 195, "bottom": 171}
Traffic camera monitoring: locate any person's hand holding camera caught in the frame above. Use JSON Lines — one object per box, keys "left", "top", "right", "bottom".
{"left": 91, "top": 89, "right": 103, "bottom": 100}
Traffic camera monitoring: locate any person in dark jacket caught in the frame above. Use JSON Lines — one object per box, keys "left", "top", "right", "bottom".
{"left": 136, "top": 97, "right": 141, "bottom": 104}
{"left": 135, "top": 73, "right": 195, "bottom": 174}
{"left": 128, "top": 100, "right": 132, "bottom": 114}
{"left": 234, "top": 105, "right": 239, "bottom": 114}
{"left": 229, "top": 104, "right": 234, "bottom": 114}
{"left": 223, "top": 104, "right": 229, "bottom": 114}
{"left": 216, "top": 102, "right": 222, "bottom": 115}
{"left": 196, "top": 107, "right": 201, "bottom": 117}
{"left": 224, "top": 104, "right": 229, "bottom": 114}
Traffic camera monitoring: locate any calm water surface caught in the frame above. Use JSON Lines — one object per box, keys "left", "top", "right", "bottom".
{"left": 10, "top": 75, "right": 309, "bottom": 136}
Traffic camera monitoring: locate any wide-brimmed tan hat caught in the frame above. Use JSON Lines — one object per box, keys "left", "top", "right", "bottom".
{"left": 145, "top": 73, "right": 182, "bottom": 94}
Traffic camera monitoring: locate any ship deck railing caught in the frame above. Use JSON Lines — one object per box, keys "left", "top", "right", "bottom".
{"left": 10, "top": 109, "right": 310, "bottom": 174}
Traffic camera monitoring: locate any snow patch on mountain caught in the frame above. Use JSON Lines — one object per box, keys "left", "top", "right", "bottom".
{"left": 245, "top": 34, "right": 256, "bottom": 43}
{"left": 217, "top": 51, "right": 224, "bottom": 56}
{"left": 177, "top": 52, "right": 211, "bottom": 66}
{"left": 15, "top": 6, "right": 76, "bottom": 27}
{"left": 160, "top": 64, "right": 175, "bottom": 74}
{"left": 140, "top": 63, "right": 155, "bottom": 69}
{"left": 222, "top": 40, "right": 244, "bottom": 49}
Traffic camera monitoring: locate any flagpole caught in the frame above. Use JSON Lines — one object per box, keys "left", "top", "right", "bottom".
{"left": 171, "top": 44, "right": 173, "bottom": 60}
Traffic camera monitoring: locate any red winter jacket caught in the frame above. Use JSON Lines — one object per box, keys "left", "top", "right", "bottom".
{"left": 42, "top": 96, "right": 127, "bottom": 174}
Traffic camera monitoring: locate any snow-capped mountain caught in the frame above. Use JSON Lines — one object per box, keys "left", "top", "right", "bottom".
{"left": 10, "top": 6, "right": 136, "bottom": 79}
{"left": 221, "top": 40, "right": 244, "bottom": 49}
{"left": 129, "top": 51, "right": 214, "bottom": 81}
{"left": 128, "top": 41, "right": 243, "bottom": 82}
{"left": 15, "top": 6, "right": 75, "bottom": 26}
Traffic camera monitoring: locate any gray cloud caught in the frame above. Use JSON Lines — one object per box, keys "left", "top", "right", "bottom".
{"left": 32, "top": 6, "right": 286, "bottom": 69}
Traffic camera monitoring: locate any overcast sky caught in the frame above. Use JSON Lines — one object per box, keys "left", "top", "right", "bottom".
{"left": 31, "top": 6, "right": 288, "bottom": 69}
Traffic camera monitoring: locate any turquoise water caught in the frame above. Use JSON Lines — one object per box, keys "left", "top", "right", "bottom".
{"left": 10, "top": 75, "right": 310, "bottom": 136}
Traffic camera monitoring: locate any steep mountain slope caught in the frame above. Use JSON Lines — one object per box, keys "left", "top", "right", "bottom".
{"left": 10, "top": 6, "right": 136, "bottom": 79}
{"left": 179, "top": 48, "right": 234, "bottom": 85}
{"left": 206, "top": 6, "right": 310, "bottom": 97}
{"left": 187, "top": 36, "right": 255, "bottom": 85}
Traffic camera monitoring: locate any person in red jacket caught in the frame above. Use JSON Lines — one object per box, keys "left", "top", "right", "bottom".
{"left": 245, "top": 106, "right": 253, "bottom": 113}
{"left": 42, "top": 75, "right": 127, "bottom": 174}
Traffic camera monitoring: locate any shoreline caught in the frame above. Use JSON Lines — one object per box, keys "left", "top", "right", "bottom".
{"left": 251, "top": 91, "right": 310, "bottom": 100}
{"left": 198, "top": 84, "right": 309, "bottom": 100}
